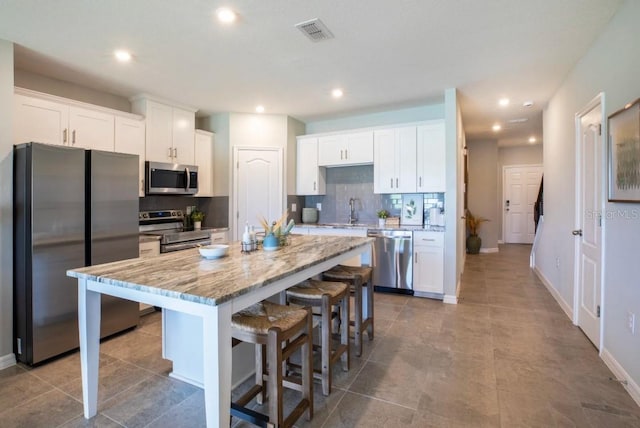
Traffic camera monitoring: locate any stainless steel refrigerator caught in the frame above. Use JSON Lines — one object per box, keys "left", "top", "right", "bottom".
{"left": 14, "top": 142, "right": 139, "bottom": 365}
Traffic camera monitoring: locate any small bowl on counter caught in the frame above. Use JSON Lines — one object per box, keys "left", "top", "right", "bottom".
{"left": 198, "top": 244, "right": 229, "bottom": 259}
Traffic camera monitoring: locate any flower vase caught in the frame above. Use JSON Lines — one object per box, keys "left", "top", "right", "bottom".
{"left": 378, "top": 218, "right": 385, "bottom": 228}
{"left": 194, "top": 221, "right": 201, "bottom": 230}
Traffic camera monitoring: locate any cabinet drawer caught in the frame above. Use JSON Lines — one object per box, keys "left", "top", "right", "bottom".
{"left": 210, "top": 231, "right": 229, "bottom": 244}
{"left": 413, "top": 232, "right": 444, "bottom": 247}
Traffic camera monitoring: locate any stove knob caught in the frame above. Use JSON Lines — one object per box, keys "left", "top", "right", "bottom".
{"left": 142, "top": 212, "right": 149, "bottom": 219}
{"left": 177, "top": 211, "right": 183, "bottom": 217}
{"left": 171, "top": 211, "right": 177, "bottom": 217}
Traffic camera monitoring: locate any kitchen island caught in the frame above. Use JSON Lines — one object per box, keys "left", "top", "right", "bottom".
{"left": 67, "top": 234, "right": 372, "bottom": 427}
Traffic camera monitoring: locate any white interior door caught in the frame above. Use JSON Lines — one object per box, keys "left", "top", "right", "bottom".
{"left": 504, "top": 165, "right": 543, "bottom": 244}
{"left": 575, "top": 98, "right": 603, "bottom": 348}
{"left": 234, "top": 148, "right": 283, "bottom": 240}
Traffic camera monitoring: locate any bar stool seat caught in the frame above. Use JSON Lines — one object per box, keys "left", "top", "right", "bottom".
{"left": 323, "top": 265, "right": 374, "bottom": 357}
{"left": 286, "top": 279, "right": 350, "bottom": 396}
{"left": 231, "top": 301, "right": 313, "bottom": 428}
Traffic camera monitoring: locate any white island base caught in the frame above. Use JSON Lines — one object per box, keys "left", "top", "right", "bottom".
{"left": 163, "top": 309, "right": 255, "bottom": 388}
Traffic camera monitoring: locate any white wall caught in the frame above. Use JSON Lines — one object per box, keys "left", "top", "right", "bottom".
{"left": 497, "top": 145, "right": 543, "bottom": 240}
{"left": 0, "top": 40, "right": 14, "bottom": 367}
{"left": 467, "top": 141, "right": 499, "bottom": 249}
{"left": 535, "top": 0, "right": 640, "bottom": 394}
{"left": 14, "top": 69, "right": 131, "bottom": 112}
{"left": 305, "top": 103, "right": 445, "bottom": 134}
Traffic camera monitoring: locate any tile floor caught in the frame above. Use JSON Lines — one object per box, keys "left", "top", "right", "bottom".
{"left": 1, "top": 244, "right": 639, "bottom": 427}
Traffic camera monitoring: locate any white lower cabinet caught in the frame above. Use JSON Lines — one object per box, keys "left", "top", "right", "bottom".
{"left": 210, "top": 230, "right": 229, "bottom": 244}
{"left": 413, "top": 231, "right": 444, "bottom": 296}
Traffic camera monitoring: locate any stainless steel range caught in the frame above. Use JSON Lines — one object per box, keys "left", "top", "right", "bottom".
{"left": 139, "top": 210, "right": 212, "bottom": 252}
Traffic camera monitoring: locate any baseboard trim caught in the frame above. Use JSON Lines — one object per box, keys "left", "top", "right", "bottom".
{"left": 0, "top": 353, "right": 16, "bottom": 370}
{"left": 601, "top": 348, "right": 640, "bottom": 407}
{"left": 443, "top": 294, "right": 458, "bottom": 304}
{"left": 480, "top": 247, "right": 499, "bottom": 253}
{"left": 533, "top": 266, "right": 574, "bottom": 320}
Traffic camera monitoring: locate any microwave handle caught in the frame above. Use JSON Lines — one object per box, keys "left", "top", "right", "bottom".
{"left": 185, "top": 167, "right": 190, "bottom": 191}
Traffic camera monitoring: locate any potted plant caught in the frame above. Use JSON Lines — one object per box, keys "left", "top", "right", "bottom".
{"left": 191, "top": 209, "right": 205, "bottom": 230}
{"left": 466, "top": 209, "right": 489, "bottom": 254}
{"left": 377, "top": 209, "right": 389, "bottom": 228}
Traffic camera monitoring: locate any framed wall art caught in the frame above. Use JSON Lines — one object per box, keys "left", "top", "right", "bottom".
{"left": 401, "top": 193, "right": 423, "bottom": 225}
{"left": 608, "top": 98, "right": 640, "bottom": 202}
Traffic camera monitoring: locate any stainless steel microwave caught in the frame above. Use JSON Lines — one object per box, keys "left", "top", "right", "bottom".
{"left": 145, "top": 161, "right": 198, "bottom": 195}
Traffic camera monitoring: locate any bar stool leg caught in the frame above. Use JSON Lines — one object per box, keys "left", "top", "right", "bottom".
{"left": 255, "top": 344, "right": 267, "bottom": 405}
{"left": 320, "top": 294, "right": 332, "bottom": 396}
{"left": 353, "top": 276, "right": 363, "bottom": 357}
{"left": 340, "top": 294, "right": 350, "bottom": 371}
{"left": 267, "top": 328, "right": 284, "bottom": 427}
{"left": 366, "top": 281, "right": 374, "bottom": 340}
{"left": 302, "top": 307, "right": 313, "bottom": 421}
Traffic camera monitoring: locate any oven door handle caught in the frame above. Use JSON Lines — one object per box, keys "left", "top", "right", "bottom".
{"left": 162, "top": 239, "right": 211, "bottom": 253}
{"left": 185, "top": 167, "right": 190, "bottom": 191}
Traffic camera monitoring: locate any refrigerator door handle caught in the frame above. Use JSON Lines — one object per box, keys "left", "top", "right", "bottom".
{"left": 185, "top": 167, "right": 190, "bottom": 191}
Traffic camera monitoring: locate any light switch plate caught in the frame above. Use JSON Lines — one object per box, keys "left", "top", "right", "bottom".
{"left": 291, "top": 203, "right": 297, "bottom": 212}
{"left": 316, "top": 203, "right": 322, "bottom": 211}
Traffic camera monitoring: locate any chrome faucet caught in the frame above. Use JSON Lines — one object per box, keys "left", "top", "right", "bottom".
{"left": 348, "top": 197, "right": 359, "bottom": 224}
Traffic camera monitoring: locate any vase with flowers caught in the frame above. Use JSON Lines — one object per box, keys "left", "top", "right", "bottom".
{"left": 465, "top": 209, "right": 489, "bottom": 254}
{"left": 377, "top": 209, "right": 389, "bottom": 228}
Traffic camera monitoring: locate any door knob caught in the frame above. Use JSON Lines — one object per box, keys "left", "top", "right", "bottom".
{"left": 572, "top": 229, "right": 583, "bottom": 236}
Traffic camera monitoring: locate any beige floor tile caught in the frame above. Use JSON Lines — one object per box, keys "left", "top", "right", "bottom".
{"left": 0, "top": 389, "right": 83, "bottom": 428}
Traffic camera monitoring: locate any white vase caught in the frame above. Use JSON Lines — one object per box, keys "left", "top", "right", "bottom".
{"left": 378, "top": 218, "right": 385, "bottom": 228}
{"left": 194, "top": 221, "right": 201, "bottom": 230}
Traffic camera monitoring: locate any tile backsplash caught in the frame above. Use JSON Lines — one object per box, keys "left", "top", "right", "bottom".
{"left": 304, "top": 165, "right": 444, "bottom": 225}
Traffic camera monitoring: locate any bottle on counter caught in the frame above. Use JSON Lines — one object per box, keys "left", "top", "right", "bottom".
{"left": 242, "top": 222, "right": 251, "bottom": 244}
{"left": 185, "top": 206, "right": 193, "bottom": 230}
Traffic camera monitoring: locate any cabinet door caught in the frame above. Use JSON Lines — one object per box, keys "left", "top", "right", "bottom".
{"left": 413, "top": 246, "right": 444, "bottom": 294}
{"left": 296, "top": 137, "right": 325, "bottom": 195}
{"left": 317, "top": 134, "right": 345, "bottom": 166}
{"left": 145, "top": 101, "right": 174, "bottom": 163}
{"left": 69, "top": 106, "right": 115, "bottom": 151}
{"left": 417, "top": 121, "right": 446, "bottom": 192}
{"left": 373, "top": 129, "right": 396, "bottom": 193}
{"left": 344, "top": 131, "right": 374, "bottom": 164}
{"left": 396, "top": 127, "right": 417, "bottom": 193}
{"left": 14, "top": 94, "right": 69, "bottom": 146}
{"left": 195, "top": 131, "right": 213, "bottom": 197}
{"left": 115, "top": 116, "right": 146, "bottom": 196}
{"left": 139, "top": 240, "right": 160, "bottom": 257}
{"left": 172, "top": 107, "right": 196, "bottom": 165}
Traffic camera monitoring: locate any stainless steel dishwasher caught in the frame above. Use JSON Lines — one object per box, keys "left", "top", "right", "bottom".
{"left": 367, "top": 229, "right": 413, "bottom": 294}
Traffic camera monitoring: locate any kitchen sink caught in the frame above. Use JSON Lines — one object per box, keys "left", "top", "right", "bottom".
{"left": 318, "top": 222, "right": 373, "bottom": 228}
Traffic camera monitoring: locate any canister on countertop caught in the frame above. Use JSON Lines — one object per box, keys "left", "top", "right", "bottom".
{"left": 302, "top": 207, "right": 318, "bottom": 224}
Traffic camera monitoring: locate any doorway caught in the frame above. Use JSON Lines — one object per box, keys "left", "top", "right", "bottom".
{"left": 232, "top": 147, "right": 283, "bottom": 240}
{"left": 574, "top": 93, "right": 605, "bottom": 349}
{"left": 503, "top": 165, "right": 543, "bottom": 244}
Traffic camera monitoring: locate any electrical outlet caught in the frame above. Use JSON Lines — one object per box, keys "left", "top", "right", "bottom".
{"left": 316, "top": 203, "right": 322, "bottom": 211}
{"left": 627, "top": 311, "right": 636, "bottom": 335}
{"left": 291, "top": 203, "right": 297, "bottom": 212}
{"left": 556, "top": 257, "right": 560, "bottom": 268}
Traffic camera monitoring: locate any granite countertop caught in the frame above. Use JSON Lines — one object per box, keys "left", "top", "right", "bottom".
{"left": 297, "top": 223, "right": 446, "bottom": 233}
{"left": 68, "top": 235, "right": 373, "bottom": 307}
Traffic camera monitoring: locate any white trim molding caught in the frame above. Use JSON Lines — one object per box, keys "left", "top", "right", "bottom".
{"left": 479, "top": 247, "right": 499, "bottom": 253}
{"left": 0, "top": 353, "right": 16, "bottom": 370}
{"left": 497, "top": 240, "right": 504, "bottom": 244}
{"left": 443, "top": 294, "right": 458, "bottom": 304}
{"left": 601, "top": 348, "right": 640, "bottom": 407}
{"left": 533, "top": 266, "right": 574, "bottom": 321}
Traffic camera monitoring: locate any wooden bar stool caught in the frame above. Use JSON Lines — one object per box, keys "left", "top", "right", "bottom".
{"left": 323, "top": 265, "right": 374, "bottom": 357}
{"left": 231, "top": 301, "right": 313, "bottom": 428}
{"left": 286, "top": 279, "right": 350, "bottom": 396}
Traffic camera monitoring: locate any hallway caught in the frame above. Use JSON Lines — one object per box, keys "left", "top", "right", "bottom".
{"left": 1, "top": 245, "right": 639, "bottom": 427}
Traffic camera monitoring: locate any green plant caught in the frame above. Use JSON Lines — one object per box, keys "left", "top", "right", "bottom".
{"left": 191, "top": 209, "right": 205, "bottom": 222}
{"left": 466, "top": 209, "right": 489, "bottom": 236}
{"left": 377, "top": 209, "right": 389, "bottom": 219}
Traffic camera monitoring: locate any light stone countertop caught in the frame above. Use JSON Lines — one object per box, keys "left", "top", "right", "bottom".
{"left": 68, "top": 235, "right": 373, "bottom": 307}
{"left": 297, "top": 223, "right": 445, "bottom": 232}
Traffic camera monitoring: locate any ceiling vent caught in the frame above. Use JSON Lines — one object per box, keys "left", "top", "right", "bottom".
{"left": 295, "top": 18, "right": 334, "bottom": 42}
{"left": 507, "top": 118, "right": 528, "bottom": 124}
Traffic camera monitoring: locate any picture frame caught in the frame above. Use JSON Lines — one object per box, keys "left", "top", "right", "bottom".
{"left": 401, "top": 193, "right": 423, "bottom": 225}
{"left": 608, "top": 98, "right": 640, "bottom": 202}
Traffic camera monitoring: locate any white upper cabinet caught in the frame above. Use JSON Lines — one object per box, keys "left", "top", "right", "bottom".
{"left": 374, "top": 126, "right": 417, "bottom": 193}
{"left": 296, "top": 136, "right": 326, "bottom": 195}
{"left": 132, "top": 97, "right": 196, "bottom": 165}
{"left": 69, "top": 106, "right": 114, "bottom": 151}
{"left": 318, "top": 131, "right": 373, "bottom": 167}
{"left": 417, "top": 121, "right": 446, "bottom": 192}
{"left": 15, "top": 92, "right": 115, "bottom": 151}
{"left": 114, "top": 116, "right": 146, "bottom": 196}
{"left": 194, "top": 130, "right": 214, "bottom": 197}
{"left": 14, "top": 94, "right": 69, "bottom": 146}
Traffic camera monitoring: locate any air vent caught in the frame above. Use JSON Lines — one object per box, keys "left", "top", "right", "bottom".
{"left": 507, "top": 118, "right": 529, "bottom": 124}
{"left": 295, "top": 18, "right": 334, "bottom": 42}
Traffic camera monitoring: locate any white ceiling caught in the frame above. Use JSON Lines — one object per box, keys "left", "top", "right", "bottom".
{"left": 0, "top": 0, "right": 623, "bottom": 146}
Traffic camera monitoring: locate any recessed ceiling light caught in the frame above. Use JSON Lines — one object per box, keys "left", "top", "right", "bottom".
{"left": 528, "top": 137, "right": 536, "bottom": 143}
{"left": 255, "top": 105, "right": 265, "bottom": 113}
{"left": 523, "top": 100, "right": 534, "bottom": 107}
{"left": 216, "top": 7, "right": 237, "bottom": 23}
{"left": 331, "top": 88, "right": 343, "bottom": 98}
{"left": 492, "top": 124, "right": 502, "bottom": 132}
{"left": 114, "top": 50, "right": 132, "bottom": 63}
{"left": 498, "top": 98, "right": 510, "bottom": 107}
